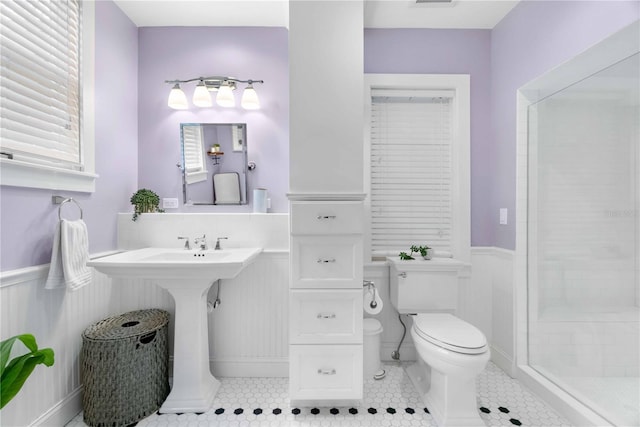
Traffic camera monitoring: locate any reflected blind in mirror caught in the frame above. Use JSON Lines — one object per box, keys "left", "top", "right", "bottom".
{"left": 370, "top": 90, "right": 454, "bottom": 257}
{"left": 181, "top": 124, "right": 207, "bottom": 184}
{"left": 0, "top": 0, "right": 82, "bottom": 169}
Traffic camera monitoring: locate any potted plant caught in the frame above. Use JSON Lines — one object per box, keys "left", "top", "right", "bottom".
{"left": 130, "top": 189, "right": 163, "bottom": 221}
{"left": 1, "top": 334, "right": 54, "bottom": 409}
{"left": 414, "top": 244, "right": 434, "bottom": 260}
{"left": 399, "top": 244, "right": 433, "bottom": 260}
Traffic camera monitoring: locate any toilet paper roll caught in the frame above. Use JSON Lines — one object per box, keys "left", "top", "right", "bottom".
{"left": 364, "top": 288, "right": 383, "bottom": 315}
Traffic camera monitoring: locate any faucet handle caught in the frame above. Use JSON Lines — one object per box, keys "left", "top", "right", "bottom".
{"left": 215, "top": 237, "right": 228, "bottom": 250}
{"left": 177, "top": 236, "right": 191, "bottom": 250}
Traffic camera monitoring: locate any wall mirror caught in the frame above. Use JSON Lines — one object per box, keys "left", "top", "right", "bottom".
{"left": 180, "top": 123, "right": 248, "bottom": 205}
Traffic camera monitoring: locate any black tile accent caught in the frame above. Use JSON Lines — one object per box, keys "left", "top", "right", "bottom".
{"left": 330, "top": 408, "right": 339, "bottom": 415}
{"left": 349, "top": 408, "right": 358, "bottom": 415}
{"left": 214, "top": 408, "right": 225, "bottom": 415}
{"left": 253, "top": 408, "right": 263, "bottom": 415}
{"left": 368, "top": 407, "right": 377, "bottom": 414}
{"left": 424, "top": 407, "right": 430, "bottom": 414}
{"left": 234, "top": 408, "right": 244, "bottom": 415}
{"left": 311, "top": 408, "right": 320, "bottom": 415}
{"left": 499, "top": 406, "right": 510, "bottom": 413}
{"left": 510, "top": 419, "right": 522, "bottom": 426}
{"left": 175, "top": 413, "right": 183, "bottom": 416}
{"left": 273, "top": 408, "right": 282, "bottom": 415}
{"left": 480, "top": 407, "right": 491, "bottom": 414}
{"left": 195, "top": 412, "right": 204, "bottom": 416}
{"left": 386, "top": 407, "right": 396, "bottom": 414}
{"left": 405, "top": 408, "right": 415, "bottom": 414}
{"left": 292, "top": 408, "right": 301, "bottom": 415}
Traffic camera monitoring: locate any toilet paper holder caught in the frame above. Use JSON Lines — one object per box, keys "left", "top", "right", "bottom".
{"left": 363, "top": 280, "right": 378, "bottom": 309}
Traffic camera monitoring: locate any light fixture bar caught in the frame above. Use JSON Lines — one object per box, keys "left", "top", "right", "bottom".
{"left": 165, "top": 76, "right": 264, "bottom": 110}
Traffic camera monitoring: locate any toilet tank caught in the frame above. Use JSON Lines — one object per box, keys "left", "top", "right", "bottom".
{"left": 387, "top": 257, "right": 470, "bottom": 314}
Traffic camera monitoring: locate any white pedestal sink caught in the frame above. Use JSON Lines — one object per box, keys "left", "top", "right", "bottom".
{"left": 88, "top": 247, "right": 262, "bottom": 413}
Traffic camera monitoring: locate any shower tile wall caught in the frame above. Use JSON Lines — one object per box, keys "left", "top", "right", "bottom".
{"left": 530, "top": 96, "right": 639, "bottom": 378}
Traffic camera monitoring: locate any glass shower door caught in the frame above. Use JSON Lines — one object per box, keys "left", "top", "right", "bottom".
{"left": 527, "top": 52, "right": 639, "bottom": 426}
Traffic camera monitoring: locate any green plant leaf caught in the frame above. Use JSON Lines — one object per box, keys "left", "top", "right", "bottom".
{"left": 0, "top": 335, "right": 54, "bottom": 409}
{"left": 1, "top": 334, "right": 37, "bottom": 376}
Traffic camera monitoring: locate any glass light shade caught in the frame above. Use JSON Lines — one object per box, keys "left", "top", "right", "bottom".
{"left": 216, "top": 84, "right": 235, "bottom": 108}
{"left": 241, "top": 84, "right": 260, "bottom": 110}
{"left": 168, "top": 84, "right": 188, "bottom": 110}
{"left": 192, "top": 81, "right": 212, "bottom": 107}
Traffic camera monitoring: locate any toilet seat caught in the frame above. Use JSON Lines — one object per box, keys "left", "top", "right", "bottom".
{"left": 413, "top": 313, "right": 488, "bottom": 355}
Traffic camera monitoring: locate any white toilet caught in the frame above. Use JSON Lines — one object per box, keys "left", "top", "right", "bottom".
{"left": 388, "top": 257, "right": 490, "bottom": 427}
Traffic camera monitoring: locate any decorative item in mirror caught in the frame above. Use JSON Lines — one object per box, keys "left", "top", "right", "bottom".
{"left": 180, "top": 123, "right": 249, "bottom": 205}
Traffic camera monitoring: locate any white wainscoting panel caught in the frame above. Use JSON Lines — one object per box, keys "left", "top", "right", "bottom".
{"left": 0, "top": 266, "right": 114, "bottom": 427}
{"left": 209, "top": 252, "right": 290, "bottom": 377}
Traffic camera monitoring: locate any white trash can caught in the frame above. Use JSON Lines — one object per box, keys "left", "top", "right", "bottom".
{"left": 363, "top": 318, "right": 384, "bottom": 379}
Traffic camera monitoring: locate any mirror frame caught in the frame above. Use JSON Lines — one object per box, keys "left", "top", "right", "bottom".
{"left": 180, "top": 123, "right": 248, "bottom": 205}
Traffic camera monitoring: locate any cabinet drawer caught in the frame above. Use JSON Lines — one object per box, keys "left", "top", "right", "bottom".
{"left": 290, "top": 290, "right": 363, "bottom": 344}
{"left": 291, "top": 236, "right": 362, "bottom": 289}
{"left": 289, "top": 344, "right": 363, "bottom": 401}
{"left": 291, "top": 202, "right": 363, "bottom": 235}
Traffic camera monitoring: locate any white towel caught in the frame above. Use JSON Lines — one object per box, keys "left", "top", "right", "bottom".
{"left": 45, "top": 219, "right": 92, "bottom": 291}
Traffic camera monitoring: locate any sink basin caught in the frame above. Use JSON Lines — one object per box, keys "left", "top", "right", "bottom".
{"left": 88, "top": 247, "right": 261, "bottom": 279}
{"left": 87, "top": 246, "right": 262, "bottom": 414}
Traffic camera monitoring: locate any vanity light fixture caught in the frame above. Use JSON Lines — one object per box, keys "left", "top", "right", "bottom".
{"left": 165, "top": 76, "right": 264, "bottom": 110}
{"left": 192, "top": 80, "right": 213, "bottom": 108}
{"left": 167, "top": 83, "right": 189, "bottom": 110}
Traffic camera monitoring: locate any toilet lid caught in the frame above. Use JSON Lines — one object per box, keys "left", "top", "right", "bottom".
{"left": 413, "top": 313, "right": 488, "bottom": 355}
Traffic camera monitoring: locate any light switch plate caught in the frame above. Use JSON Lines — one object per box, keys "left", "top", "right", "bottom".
{"left": 163, "top": 198, "right": 179, "bottom": 209}
{"left": 499, "top": 208, "right": 508, "bottom": 225}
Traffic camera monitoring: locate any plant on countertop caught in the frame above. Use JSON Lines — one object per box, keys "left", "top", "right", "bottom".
{"left": 399, "top": 245, "right": 433, "bottom": 260}
{"left": 1, "top": 334, "right": 54, "bottom": 409}
{"left": 130, "top": 189, "right": 164, "bottom": 221}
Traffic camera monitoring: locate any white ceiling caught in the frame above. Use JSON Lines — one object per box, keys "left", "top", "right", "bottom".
{"left": 113, "top": 0, "right": 520, "bottom": 29}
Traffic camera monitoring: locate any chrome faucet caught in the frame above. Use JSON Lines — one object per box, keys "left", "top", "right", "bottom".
{"left": 177, "top": 236, "right": 191, "bottom": 250}
{"left": 194, "top": 234, "right": 208, "bottom": 250}
{"left": 215, "top": 237, "right": 228, "bottom": 250}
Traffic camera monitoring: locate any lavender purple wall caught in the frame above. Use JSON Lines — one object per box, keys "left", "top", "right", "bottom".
{"left": 365, "top": 29, "right": 493, "bottom": 247}
{"left": 137, "top": 27, "right": 289, "bottom": 213}
{"left": 491, "top": 0, "right": 640, "bottom": 250}
{"left": 0, "top": 1, "right": 138, "bottom": 271}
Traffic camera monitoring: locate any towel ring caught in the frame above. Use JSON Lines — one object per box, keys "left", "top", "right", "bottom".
{"left": 58, "top": 198, "right": 83, "bottom": 220}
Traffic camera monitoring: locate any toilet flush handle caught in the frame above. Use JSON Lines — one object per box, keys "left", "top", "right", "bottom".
{"left": 398, "top": 272, "right": 407, "bottom": 278}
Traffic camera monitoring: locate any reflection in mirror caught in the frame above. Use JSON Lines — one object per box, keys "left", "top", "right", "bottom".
{"left": 180, "top": 123, "right": 248, "bottom": 205}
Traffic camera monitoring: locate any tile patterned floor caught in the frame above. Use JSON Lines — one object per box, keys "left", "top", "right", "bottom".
{"left": 67, "top": 362, "right": 572, "bottom": 427}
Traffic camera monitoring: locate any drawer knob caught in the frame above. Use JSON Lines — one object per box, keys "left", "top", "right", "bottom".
{"left": 317, "top": 312, "right": 336, "bottom": 319}
{"left": 317, "top": 368, "right": 336, "bottom": 376}
{"left": 316, "top": 215, "right": 337, "bottom": 220}
{"left": 317, "top": 258, "right": 336, "bottom": 264}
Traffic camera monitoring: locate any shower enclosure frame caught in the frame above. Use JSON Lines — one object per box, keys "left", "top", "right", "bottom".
{"left": 514, "top": 21, "right": 639, "bottom": 427}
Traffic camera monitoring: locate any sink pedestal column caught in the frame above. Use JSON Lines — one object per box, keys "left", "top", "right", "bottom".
{"left": 156, "top": 279, "right": 220, "bottom": 413}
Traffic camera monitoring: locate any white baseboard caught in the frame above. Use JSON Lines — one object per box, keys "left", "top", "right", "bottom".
{"left": 211, "top": 358, "right": 288, "bottom": 377}
{"left": 30, "top": 386, "right": 82, "bottom": 427}
{"left": 490, "top": 344, "right": 515, "bottom": 378}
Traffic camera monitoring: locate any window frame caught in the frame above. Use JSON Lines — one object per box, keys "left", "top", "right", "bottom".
{"left": 0, "top": 0, "right": 97, "bottom": 192}
{"left": 363, "top": 74, "right": 471, "bottom": 262}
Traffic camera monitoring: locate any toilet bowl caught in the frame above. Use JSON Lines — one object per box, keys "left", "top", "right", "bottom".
{"left": 387, "top": 256, "right": 490, "bottom": 427}
{"left": 407, "top": 313, "right": 490, "bottom": 427}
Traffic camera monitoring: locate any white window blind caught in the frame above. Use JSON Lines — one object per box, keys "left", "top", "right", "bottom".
{"left": 370, "top": 89, "right": 454, "bottom": 256}
{"left": 0, "top": 0, "right": 82, "bottom": 169}
{"left": 181, "top": 124, "right": 207, "bottom": 184}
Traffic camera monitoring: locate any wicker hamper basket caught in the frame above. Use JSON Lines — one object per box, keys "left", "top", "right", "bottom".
{"left": 81, "top": 309, "right": 170, "bottom": 427}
